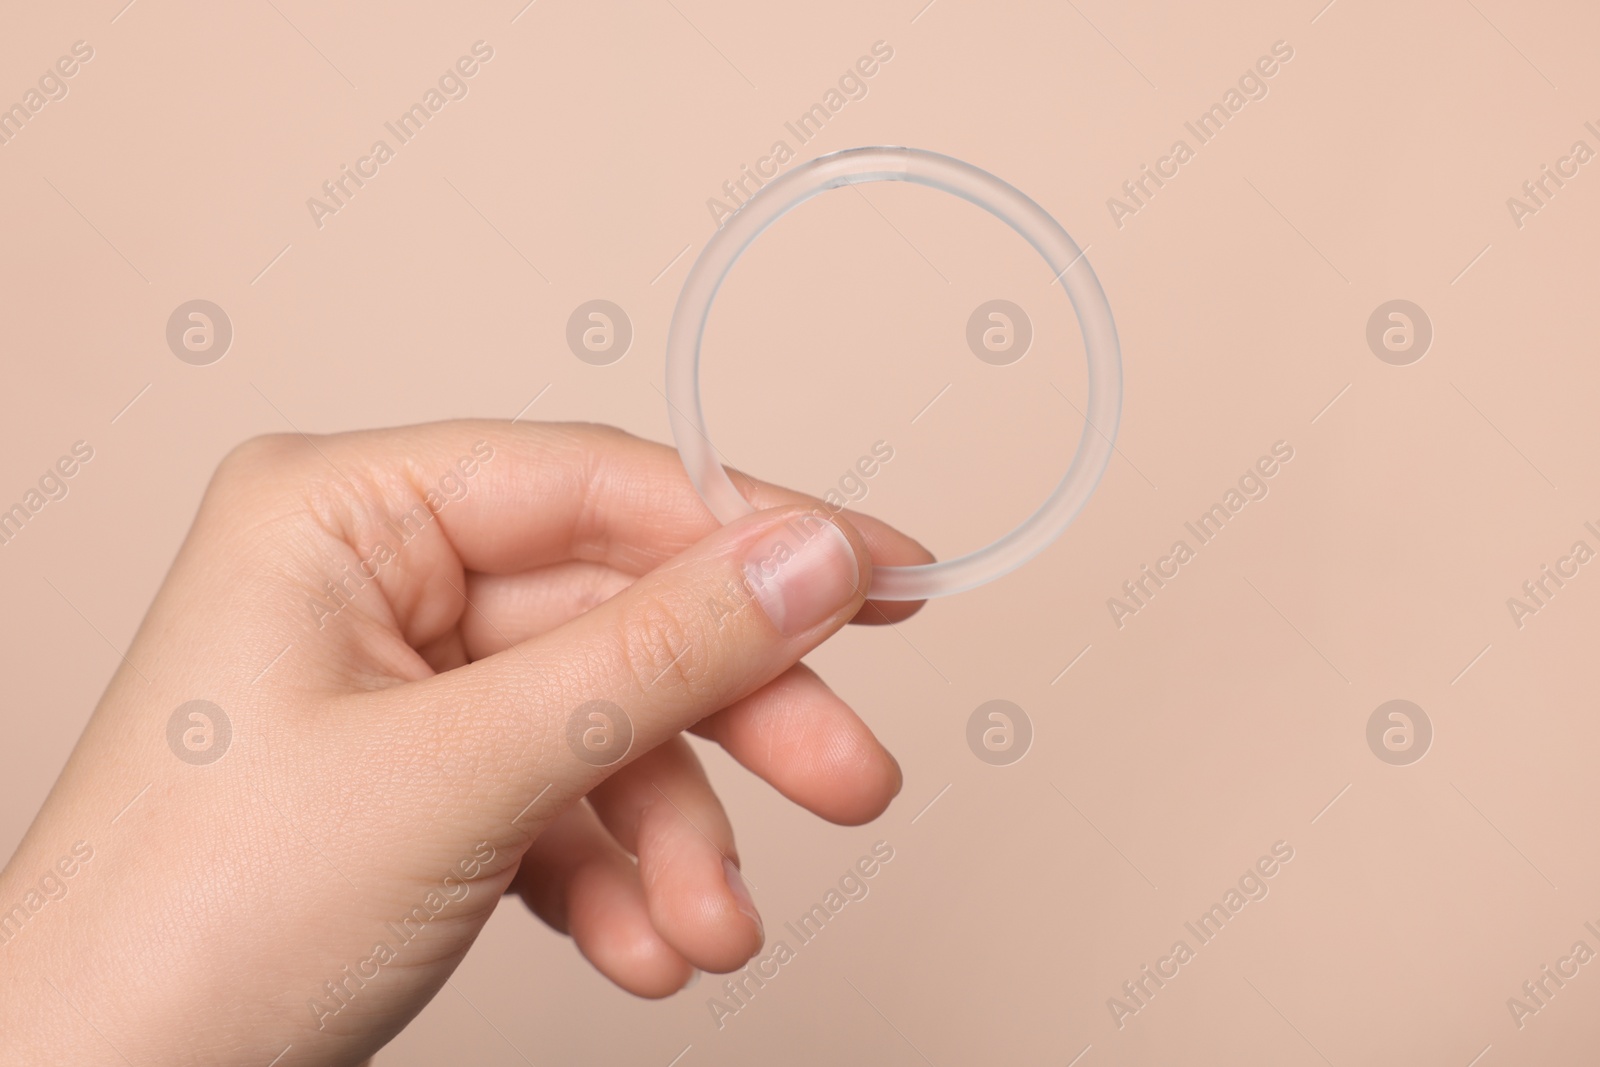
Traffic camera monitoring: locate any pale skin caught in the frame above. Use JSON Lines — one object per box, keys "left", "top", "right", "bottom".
{"left": 0, "top": 421, "right": 932, "bottom": 1066}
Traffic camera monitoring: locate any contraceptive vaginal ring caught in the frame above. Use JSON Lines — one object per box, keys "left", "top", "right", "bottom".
{"left": 666, "top": 146, "right": 1122, "bottom": 601}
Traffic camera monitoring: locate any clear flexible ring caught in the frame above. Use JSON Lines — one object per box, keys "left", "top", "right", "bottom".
{"left": 665, "top": 146, "right": 1122, "bottom": 601}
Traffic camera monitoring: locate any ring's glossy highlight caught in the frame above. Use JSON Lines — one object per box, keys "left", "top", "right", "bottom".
{"left": 665, "top": 146, "right": 1122, "bottom": 600}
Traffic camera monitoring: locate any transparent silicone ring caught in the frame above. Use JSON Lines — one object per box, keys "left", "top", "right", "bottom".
{"left": 666, "top": 145, "right": 1122, "bottom": 601}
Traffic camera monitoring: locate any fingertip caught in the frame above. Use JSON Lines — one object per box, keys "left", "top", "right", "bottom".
{"left": 831, "top": 509, "right": 937, "bottom": 624}
{"left": 821, "top": 753, "right": 902, "bottom": 827}
{"left": 634, "top": 806, "right": 765, "bottom": 974}
{"left": 739, "top": 508, "right": 866, "bottom": 638}
{"left": 721, "top": 857, "right": 765, "bottom": 949}
{"left": 696, "top": 664, "right": 903, "bottom": 826}
{"left": 570, "top": 882, "right": 696, "bottom": 999}
{"left": 851, "top": 596, "right": 928, "bottom": 626}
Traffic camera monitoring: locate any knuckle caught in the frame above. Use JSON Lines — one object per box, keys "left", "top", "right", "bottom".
{"left": 614, "top": 588, "right": 712, "bottom": 701}
{"left": 214, "top": 433, "right": 308, "bottom": 485}
{"left": 202, "top": 434, "right": 343, "bottom": 537}
{"left": 570, "top": 420, "right": 633, "bottom": 443}
{"left": 544, "top": 420, "right": 631, "bottom": 453}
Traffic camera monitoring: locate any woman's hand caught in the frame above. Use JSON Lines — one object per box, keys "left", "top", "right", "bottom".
{"left": 0, "top": 420, "right": 931, "bottom": 1066}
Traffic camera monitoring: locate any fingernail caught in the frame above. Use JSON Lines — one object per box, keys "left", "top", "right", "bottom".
{"left": 722, "top": 857, "right": 764, "bottom": 943}
{"left": 743, "top": 515, "right": 860, "bottom": 637}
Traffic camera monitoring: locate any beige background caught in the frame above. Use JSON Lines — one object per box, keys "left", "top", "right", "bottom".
{"left": 4, "top": 0, "right": 1599, "bottom": 1062}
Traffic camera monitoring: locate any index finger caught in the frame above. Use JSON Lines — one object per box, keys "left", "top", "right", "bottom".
{"left": 242, "top": 419, "right": 935, "bottom": 629}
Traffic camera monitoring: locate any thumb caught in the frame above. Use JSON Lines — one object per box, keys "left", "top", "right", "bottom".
{"left": 404, "top": 502, "right": 870, "bottom": 824}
